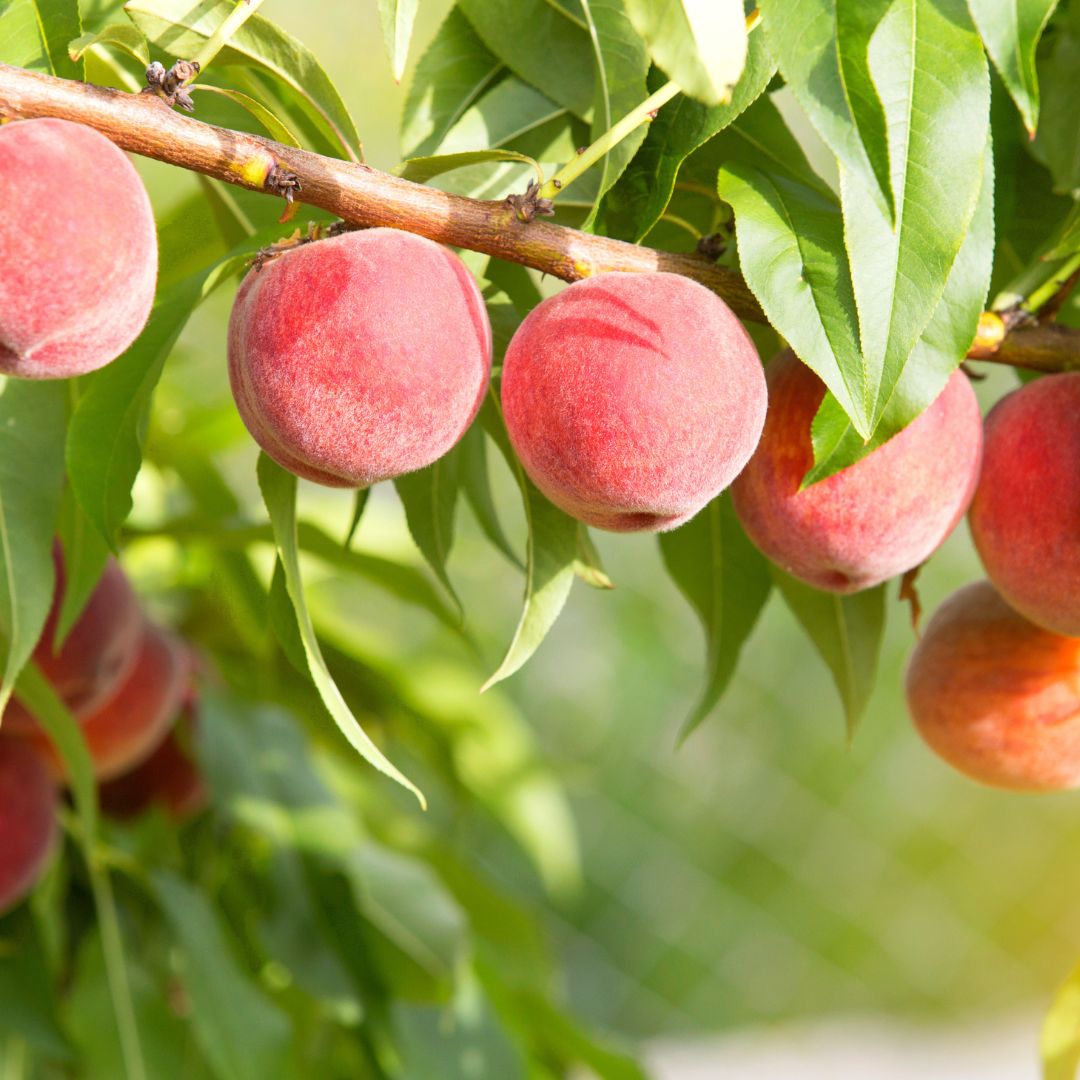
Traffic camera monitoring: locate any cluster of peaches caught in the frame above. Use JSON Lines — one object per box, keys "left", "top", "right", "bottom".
{"left": 2, "top": 118, "right": 1078, "bottom": 808}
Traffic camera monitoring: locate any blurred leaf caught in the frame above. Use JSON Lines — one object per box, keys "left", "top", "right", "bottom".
{"left": 578, "top": 0, "right": 650, "bottom": 228}
{"left": 1043, "top": 955, "right": 1080, "bottom": 1080}
{"left": 1046, "top": 203, "right": 1080, "bottom": 259}
{"left": 68, "top": 21, "right": 147, "bottom": 66}
{"left": 659, "top": 494, "right": 772, "bottom": 739}
{"left": 459, "top": 423, "right": 522, "bottom": 570}
{"left": 190, "top": 84, "right": 302, "bottom": 145}
{"left": 771, "top": 569, "right": 885, "bottom": 737}
{"left": 0, "top": 0, "right": 81, "bottom": 76}
{"left": 967, "top": 0, "right": 1059, "bottom": 135}
{"left": 395, "top": 451, "right": 463, "bottom": 615}
{"left": 124, "top": 0, "right": 362, "bottom": 159}
{"left": 401, "top": 7, "right": 504, "bottom": 157}
{"left": 395, "top": 148, "right": 544, "bottom": 185}
{"left": 55, "top": 485, "right": 109, "bottom": 647}
{"left": 601, "top": 27, "right": 776, "bottom": 241}
{"left": 624, "top": 0, "right": 746, "bottom": 106}
{"left": 1032, "top": 1, "right": 1080, "bottom": 195}
{"left": 379, "top": 0, "right": 418, "bottom": 82}
{"left": 66, "top": 254, "right": 248, "bottom": 547}
{"left": 458, "top": 0, "right": 595, "bottom": 119}
{"left": 152, "top": 872, "right": 292, "bottom": 1080}
{"left": 0, "top": 380, "right": 66, "bottom": 715}
{"left": 257, "top": 454, "right": 426, "bottom": 807}
{"left": 195, "top": 175, "right": 255, "bottom": 249}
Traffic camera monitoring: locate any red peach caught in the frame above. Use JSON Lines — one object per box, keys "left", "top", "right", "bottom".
{"left": 0, "top": 118, "right": 157, "bottom": 379}
{"left": 0, "top": 736, "right": 58, "bottom": 914}
{"left": 968, "top": 372, "right": 1080, "bottom": 637}
{"left": 228, "top": 228, "right": 492, "bottom": 487}
{"left": 500, "top": 272, "right": 766, "bottom": 532}
{"left": 905, "top": 581, "right": 1080, "bottom": 791}
{"left": 731, "top": 352, "right": 983, "bottom": 592}
{"left": 2, "top": 551, "right": 143, "bottom": 734}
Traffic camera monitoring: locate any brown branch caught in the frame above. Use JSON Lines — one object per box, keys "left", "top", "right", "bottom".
{"left": 1, "top": 62, "right": 1078, "bottom": 374}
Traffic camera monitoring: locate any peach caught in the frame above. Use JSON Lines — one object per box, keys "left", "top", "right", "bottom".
{"left": 0, "top": 736, "right": 58, "bottom": 914}
{"left": 31, "top": 621, "right": 188, "bottom": 782}
{"left": 968, "top": 373, "right": 1080, "bottom": 637}
{"left": 228, "top": 228, "right": 492, "bottom": 487}
{"left": 500, "top": 272, "right": 766, "bottom": 532}
{"left": 731, "top": 352, "right": 983, "bottom": 592}
{"left": 905, "top": 581, "right": 1080, "bottom": 791}
{"left": 2, "top": 550, "right": 143, "bottom": 734}
{"left": 0, "top": 118, "right": 157, "bottom": 379}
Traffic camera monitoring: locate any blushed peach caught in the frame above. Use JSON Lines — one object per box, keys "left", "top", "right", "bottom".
{"left": 905, "top": 581, "right": 1080, "bottom": 791}
{"left": 500, "top": 272, "right": 766, "bottom": 532}
{"left": 0, "top": 118, "right": 157, "bottom": 379}
{"left": 968, "top": 373, "right": 1080, "bottom": 637}
{"left": 731, "top": 352, "right": 983, "bottom": 592}
{"left": 0, "top": 736, "right": 58, "bottom": 914}
{"left": 228, "top": 228, "right": 492, "bottom": 487}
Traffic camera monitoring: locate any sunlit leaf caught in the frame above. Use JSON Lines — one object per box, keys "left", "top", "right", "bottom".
{"left": 395, "top": 148, "right": 543, "bottom": 185}
{"left": 378, "top": 0, "right": 419, "bottom": 82}
{"left": 68, "top": 21, "right": 147, "bottom": 67}
{"left": 191, "top": 84, "right": 302, "bottom": 146}
{"left": 0, "top": 0, "right": 80, "bottom": 77}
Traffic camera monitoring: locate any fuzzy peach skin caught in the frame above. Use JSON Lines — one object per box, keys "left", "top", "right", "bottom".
{"left": 228, "top": 228, "right": 492, "bottom": 487}
{"left": 731, "top": 352, "right": 983, "bottom": 593}
{"left": 0, "top": 736, "right": 58, "bottom": 914}
{"left": 31, "top": 621, "right": 189, "bottom": 782}
{"left": 906, "top": 581, "right": 1080, "bottom": 791}
{"left": 2, "top": 551, "right": 143, "bottom": 734}
{"left": 0, "top": 118, "right": 157, "bottom": 379}
{"left": 500, "top": 272, "right": 766, "bottom": 532}
{"left": 968, "top": 373, "right": 1080, "bottom": 637}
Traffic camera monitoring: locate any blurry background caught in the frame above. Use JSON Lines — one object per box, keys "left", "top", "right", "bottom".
{"left": 69, "top": 0, "right": 1080, "bottom": 1075}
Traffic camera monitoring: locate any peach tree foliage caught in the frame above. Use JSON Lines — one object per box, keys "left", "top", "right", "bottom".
{"left": 0, "top": 0, "right": 1078, "bottom": 1077}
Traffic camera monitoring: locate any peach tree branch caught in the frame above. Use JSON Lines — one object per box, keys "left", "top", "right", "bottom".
{"left": 0, "top": 62, "right": 1076, "bottom": 375}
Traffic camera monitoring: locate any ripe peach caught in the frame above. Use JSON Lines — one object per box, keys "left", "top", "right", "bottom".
{"left": 2, "top": 551, "right": 143, "bottom": 734}
{"left": 500, "top": 272, "right": 766, "bottom": 532}
{"left": 0, "top": 118, "right": 157, "bottom": 379}
{"left": 905, "top": 581, "right": 1080, "bottom": 791}
{"left": 228, "top": 228, "right": 492, "bottom": 487}
{"left": 968, "top": 373, "right": 1080, "bottom": 637}
{"left": 0, "top": 736, "right": 58, "bottom": 914}
{"left": 731, "top": 352, "right": 983, "bottom": 592}
{"left": 31, "top": 621, "right": 188, "bottom": 782}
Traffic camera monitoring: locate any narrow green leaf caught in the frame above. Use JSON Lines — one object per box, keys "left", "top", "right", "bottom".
{"left": 459, "top": 423, "right": 523, "bottom": 570}
{"left": 68, "top": 21, "right": 147, "bottom": 66}
{"left": 395, "top": 148, "right": 543, "bottom": 185}
{"left": 124, "top": 0, "right": 362, "bottom": 159}
{"left": 0, "top": 0, "right": 80, "bottom": 77}
{"left": 378, "top": 0, "right": 419, "bottom": 82}
{"left": 152, "top": 872, "right": 292, "bottom": 1080}
{"left": 659, "top": 495, "right": 771, "bottom": 739}
{"left": 1031, "top": 1, "right": 1080, "bottom": 196}
{"left": 574, "top": 524, "right": 613, "bottom": 590}
{"left": 400, "top": 7, "right": 504, "bottom": 158}
{"left": 457, "top": 0, "right": 595, "bottom": 119}
{"left": 601, "top": 28, "right": 777, "bottom": 241}
{"left": 66, "top": 254, "right": 249, "bottom": 546}
{"left": 0, "top": 380, "right": 66, "bottom": 715}
{"left": 55, "top": 486, "right": 109, "bottom": 647}
{"left": 257, "top": 454, "right": 425, "bottom": 806}
{"left": 967, "top": 0, "right": 1059, "bottom": 135}
{"left": 195, "top": 175, "right": 255, "bottom": 249}
{"left": 394, "top": 450, "right": 464, "bottom": 614}
{"left": 1045, "top": 203, "right": 1080, "bottom": 260}
{"left": 624, "top": 0, "right": 747, "bottom": 106}
{"left": 343, "top": 488, "right": 370, "bottom": 549}
{"left": 1043, "top": 956, "right": 1080, "bottom": 1080}
{"left": 190, "top": 84, "right": 302, "bottom": 146}
{"left": 771, "top": 569, "right": 885, "bottom": 737}
{"left": 435, "top": 76, "right": 568, "bottom": 155}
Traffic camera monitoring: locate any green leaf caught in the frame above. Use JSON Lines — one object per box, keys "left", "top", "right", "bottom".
{"left": 0, "top": 0, "right": 80, "bottom": 77}
{"left": 395, "top": 451, "right": 464, "bottom": 614}
{"left": 771, "top": 569, "right": 885, "bottom": 737}
{"left": 659, "top": 495, "right": 771, "bottom": 739}
{"left": 124, "top": 0, "right": 362, "bottom": 160}
{"left": 0, "top": 380, "right": 66, "bottom": 715}
{"left": 190, "top": 84, "right": 302, "bottom": 146}
{"left": 395, "top": 149, "right": 544, "bottom": 185}
{"left": 257, "top": 454, "right": 426, "bottom": 807}
{"left": 601, "top": 27, "right": 777, "bottom": 241}
{"left": 343, "top": 488, "right": 370, "bottom": 549}
{"left": 68, "top": 21, "right": 147, "bottom": 66}
{"left": 152, "top": 872, "right": 293, "bottom": 1080}
{"left": 574, "top": 524, "right": 613, "bottom": 590}
{"left": 1045, "top": 203, "right": 1080, "bottom": 259}
{"left": 1044, "top": 955, "right": 1080, "bottom": 1080}
{"left": 967, "top": 0, "right": 1059, "bottom": 135}
{"left": 66, "top": 254, "right": 248, "bottom": 547}
{"left": 55, "top": 485, "right": 109, "bottom": 647}
{"left": 577, "top": 0, "right": 650, "bottom": 228}
{"left": 401, "top": 7, "right": 504, "bottom": 157}
{"left": 624, "top": 0, "right": 747, "bottom": 106}
{"left": 1032, "top": 1, "right": 1080, "bottom": 196}
{"left": 459, "top": 423, "right": 523, "bottom": 570}
{"left": 457, "top": 0, "right": 595, "bottom": 119}
{"left": 379, "top": 0, "right": 419, "bottom": 82}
